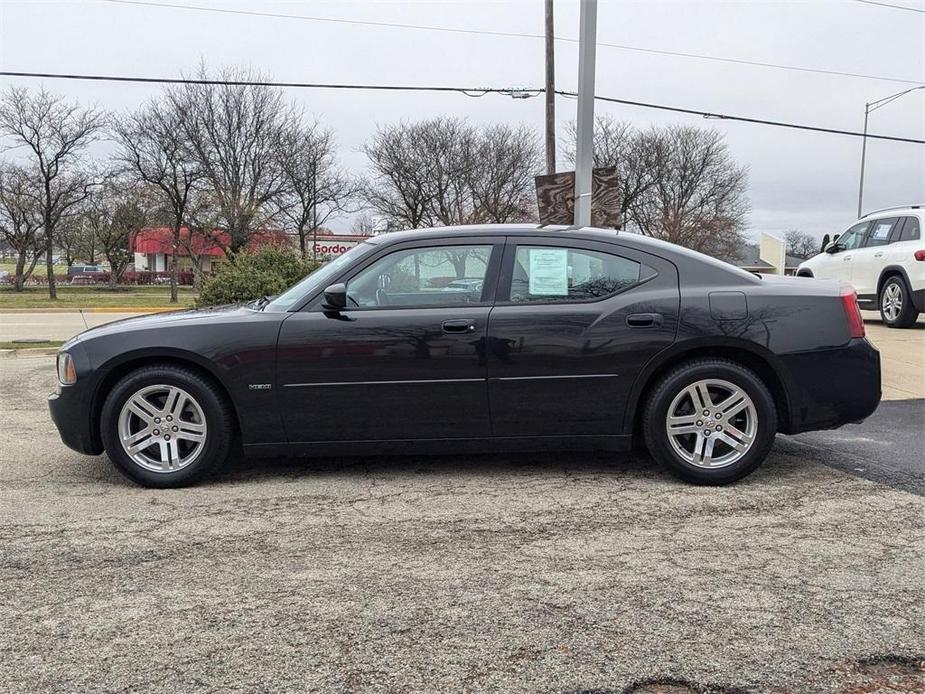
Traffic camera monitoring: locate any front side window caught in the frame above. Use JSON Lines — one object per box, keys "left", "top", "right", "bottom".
{"left": 507, "top": 245, "right": 642, "bottom": 303}
{"left": 864, "top": 218, "right": 898, "bottom": 247}
{"left": 346, "top": 244, "right": 494, "bottom": 308}
{"left": 838, "top": 222, "right": 869, "bottom": 251}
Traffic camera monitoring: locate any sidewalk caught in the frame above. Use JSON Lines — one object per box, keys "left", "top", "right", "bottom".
{"left": 0, "top": 311, "right": 149, "bottom": 342}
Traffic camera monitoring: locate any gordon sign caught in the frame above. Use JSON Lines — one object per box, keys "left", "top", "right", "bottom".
{"left": 312, "top": 235, "right": 370, "bottom": 257}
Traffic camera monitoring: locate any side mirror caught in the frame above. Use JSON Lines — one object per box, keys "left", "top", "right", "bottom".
{"left": 322, "top": 283, "right": 347, "bottom": 311}
{"left": 824, "top": 243, "right": 840, "bottom": 254}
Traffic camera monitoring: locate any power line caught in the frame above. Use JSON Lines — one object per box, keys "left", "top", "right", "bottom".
{"left": 852, "top": 0, "right": 925, "bottom": 13}
{"left": 2, "top": 70, "right": 922, "bottom": 144}
{"left": 100, "top": 0, "right": 924, "bottom": 86}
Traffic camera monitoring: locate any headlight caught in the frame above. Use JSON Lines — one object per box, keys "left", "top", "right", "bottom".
{"left": 57, "top": 352, "right": 77, "bottom": 385}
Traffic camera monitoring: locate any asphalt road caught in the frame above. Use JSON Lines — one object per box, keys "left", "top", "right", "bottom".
{"left": 1, "top": 356, "right": 923, "bottom": 694}
{"left": 782, "top": 398, "right": 925, "bottom": 494}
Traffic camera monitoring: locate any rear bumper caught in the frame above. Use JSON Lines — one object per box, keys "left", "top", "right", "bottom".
{"left": 779, "top": 337, "right": 881, "bottom": 434}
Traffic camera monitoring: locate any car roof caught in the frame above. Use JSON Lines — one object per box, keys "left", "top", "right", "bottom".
{"left": 859, "top": 204, "right": 923, "bottom": 220}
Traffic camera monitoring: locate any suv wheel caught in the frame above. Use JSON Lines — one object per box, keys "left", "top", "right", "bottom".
{"left": 642, "top": 359, "right": 777, "bottom": 485}
{"left": 879, "top": 276, "right": 919, "bottom": 328}
{"left": 100, "top": 364, "right": 234, "bottom": 488}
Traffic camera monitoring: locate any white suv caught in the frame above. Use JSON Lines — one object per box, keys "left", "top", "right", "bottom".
{"left": 797, "top": 205, "right": 924, "bottom": 328}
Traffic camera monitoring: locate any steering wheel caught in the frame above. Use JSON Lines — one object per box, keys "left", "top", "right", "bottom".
{"left": 347, "top": 293, "right": 360, "bottom": 307}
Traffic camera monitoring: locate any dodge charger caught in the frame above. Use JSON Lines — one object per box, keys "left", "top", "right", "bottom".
{"left": 49, "top": 225, "right": 881, "bottom": 487}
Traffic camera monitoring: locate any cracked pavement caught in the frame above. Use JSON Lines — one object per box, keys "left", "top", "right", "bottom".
{"left": 1, "top": 356, "right": 923, "bottom": 693}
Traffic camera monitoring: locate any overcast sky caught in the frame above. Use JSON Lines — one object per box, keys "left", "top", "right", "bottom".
{"left": 1, "top": 0, "right": 923, "bottom": 239}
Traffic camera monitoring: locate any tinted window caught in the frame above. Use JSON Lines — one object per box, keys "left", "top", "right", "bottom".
{"left": 507, "top": 245, "right": 641, "bottom": 303}
{"left": 864, "top": 218, "right": 899, "bottom": 247}
{"left": 347, "top": 244, "right": 493, "bottom": 308}
{"left": 838, "top": 222, "right": 869, "bottom": 250}
{"left": 900, "top": 216, "right": 921, "bottom": 242}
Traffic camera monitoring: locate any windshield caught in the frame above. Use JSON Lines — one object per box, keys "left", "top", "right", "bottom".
{"left": 265, "top": 242, "right": 374, "bottom": 311}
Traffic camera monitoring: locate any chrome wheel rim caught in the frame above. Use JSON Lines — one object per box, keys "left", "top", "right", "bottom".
{"left": 117, "top": 385, "right": 208, "bottom": 473}
{"left": 882, "top": 283, "right": 902, "bottom": 321}
{"left": 665, "top": 378, "right": 758, "bottom": 469}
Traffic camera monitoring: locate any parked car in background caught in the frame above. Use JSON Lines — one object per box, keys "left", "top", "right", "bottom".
{"left": 797, "top": 205, "right": 924, "bottom": 328}
{"left": 49, "top": 225, "right": 881, "bottom": 488}
{"left": 67, "top": 264, "right": 105, "bottom": 277}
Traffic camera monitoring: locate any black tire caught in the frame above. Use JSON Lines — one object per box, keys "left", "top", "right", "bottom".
{"left": 879, "top": 275, "right": 919, "bottom": 329}
{"left": 100, "top": 364, "right": 234, "bottom": 488}
{"left": 642, "top": 359, "right": 777, "bottom": 485}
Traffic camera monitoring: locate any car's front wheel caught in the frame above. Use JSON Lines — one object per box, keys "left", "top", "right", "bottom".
{"left": 642, "top": 359, "right": 777, "bottom": 485}
{"left": 879, "top": 275, "right": 919, "bottom": 328}
{"left": 100, "top": 364, "right": 234, "bottom": 488}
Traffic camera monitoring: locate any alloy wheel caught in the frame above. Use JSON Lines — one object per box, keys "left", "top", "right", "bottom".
{"left": 117, "top": 384, "right": 208, "bottom": 472}
{"left": 665, "top": 378, "right": 758, "bottom": 469}
{"left": 882, "top": 283, "right": 903, "bottom": 322}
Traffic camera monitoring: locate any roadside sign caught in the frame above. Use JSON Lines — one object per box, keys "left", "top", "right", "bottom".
{"left": 535, "top": 167, "right": 622, "bottom": 228}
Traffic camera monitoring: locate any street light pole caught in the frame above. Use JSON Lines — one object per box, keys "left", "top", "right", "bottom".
{"left": 857, "top": 104, "right": 869, "bottom": 219}
{"left": 573, "top": 0, "right": 598, "bottom": 227}
{"left": 856, "top": 85, "right": 924, "bottom": 218}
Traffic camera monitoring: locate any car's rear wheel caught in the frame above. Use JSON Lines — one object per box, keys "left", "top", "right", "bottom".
{"left": 100, "top": 365, "right": 234, "bottom": 488}
{"left": 642, "top": 359, "right": 777, "bottom": 485}
{"left": 879, "top": 275, "right": 919, "bottom": 328}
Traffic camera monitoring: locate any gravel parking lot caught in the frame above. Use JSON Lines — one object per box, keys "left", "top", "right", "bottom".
{"left": 1, "top": 356, "right": 923, "bottom": 693}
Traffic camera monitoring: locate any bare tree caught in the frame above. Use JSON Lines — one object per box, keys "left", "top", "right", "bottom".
{"left": 363, "top": 121, "right": 438, "bottom": 230}
{"left": 631, "top": 125, "right": 749, "bottom": 261}
{"left": 565, "top": 116, "right": 667, "bottom": 229}
{"left": 56, "top": 209, "right": 97, "bottom": 267}
{"left": 364, "top": 118, "right": 540, "bottom": 229}
{"left": 182, "top": 190, "right": 224, "bottom": 287}
{"left": 352, "top": 211, "right": 379, "bottom": 235}
{"left": 277, "top": 120, "right": 356, "bottom": 259}
{"left": 784, "top": 230, "right": 818, "bottom": 259}
{"left": 83, "top": 183, "right": 147, "bottom": 288}
{"left": 113, "top": 97, "right": 202, "bottom": 303}
{"left": 468, "top": 123, "right": 540, "bottom": 224}
{"left": 169, "top": 65, "right": 293, "bottom": 255}
{"left": 0, "top": 87, "right": 105, "bottom": 299}
{"left": 0, "top": 164, "right": 44, "bottom": 291}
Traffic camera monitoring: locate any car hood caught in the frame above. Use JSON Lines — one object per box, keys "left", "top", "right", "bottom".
{"left": 66, "top": 304, "right": 258, "bottom": 344}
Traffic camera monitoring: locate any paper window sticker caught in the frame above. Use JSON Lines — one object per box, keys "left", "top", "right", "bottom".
{"left": 528, "top": 248, "right": 569, "bottom": 295}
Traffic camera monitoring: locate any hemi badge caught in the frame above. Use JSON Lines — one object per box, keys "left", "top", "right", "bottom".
{"left": 248, "top": 383, "right": 272, "bottom": 390}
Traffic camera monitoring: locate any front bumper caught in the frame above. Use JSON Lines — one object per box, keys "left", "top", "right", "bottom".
{"left": 779, "top": 337, "right": 881, "bottom": 434}
{"left": 48, "top": 383, "right": 104, "bottom": 456}
{"left": 48, "top": 344, "right": 104, "bottom": 456}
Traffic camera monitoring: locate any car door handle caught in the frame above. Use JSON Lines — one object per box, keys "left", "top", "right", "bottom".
{"left": 626, "top": 313, "right": 663, "bottom": 328}
{"left": 843, "top": 255, "right": 852, "bottom": 261}
{"left": 874, "top": 251, "right": 884, "bottom": 258}
{"left": 442, "top": 319, "right": 476, "bottom": 334}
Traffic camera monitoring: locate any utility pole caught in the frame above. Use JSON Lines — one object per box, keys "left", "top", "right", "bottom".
{"left": 573, "top": 0, "right": 597, "bottom": 227}
{"left": 544, "top": 0, "right": 556, "bottom": 175}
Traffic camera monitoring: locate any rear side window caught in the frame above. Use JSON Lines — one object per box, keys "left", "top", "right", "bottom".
{"left": 507, "top": 245, "right": 641, "bottom": 303}
{"left": 863, "top": 218, "right": 899, "bottom": 247}
{"left": 899, "top": 216, "right": 921, "bottom": 242}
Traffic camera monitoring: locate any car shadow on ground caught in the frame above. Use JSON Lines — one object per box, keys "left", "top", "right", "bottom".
{"left": 207, "top": 445, "right": 810, "bottom": 489}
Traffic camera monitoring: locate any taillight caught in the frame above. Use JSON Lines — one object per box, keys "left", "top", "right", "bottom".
{"left": 914, "top": 250, "right": 925, "bottom": 261}
{"left": 840, "top": 287, "right": 865, "bottom": 339}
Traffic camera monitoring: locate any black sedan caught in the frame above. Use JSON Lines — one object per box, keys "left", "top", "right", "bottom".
{"left": 49, "top": 225, "right": 881, "bottom": 488}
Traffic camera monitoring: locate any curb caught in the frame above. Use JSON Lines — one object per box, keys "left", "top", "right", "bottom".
{"left": 0, "top": 307, "right": 180, "bottom": 314}
{"left": 0, "top": 347, "right": 58, "bottom": 358}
